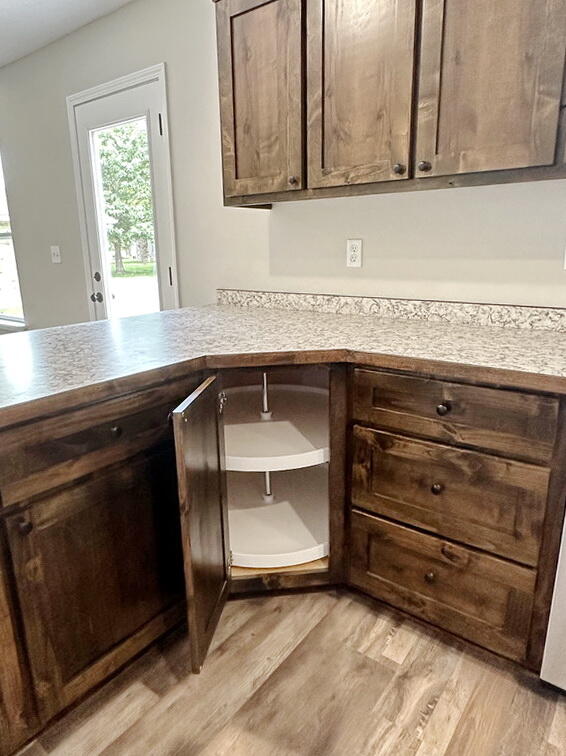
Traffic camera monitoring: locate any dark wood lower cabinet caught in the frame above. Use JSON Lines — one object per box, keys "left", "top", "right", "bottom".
{"left": 0, "top": 362, "right": 564, "bottom": 756}
{"left": 5, "top": 446, "right": 185, "bottom": 721}
{"left": 0, "top": 542, "right": 37, "bottom": 755}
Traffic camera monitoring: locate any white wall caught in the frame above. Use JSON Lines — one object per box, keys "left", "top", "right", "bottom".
{"left": 268, "top": 180, "right": 566, "bottom": 307}
{"left": 0, "top": 0, "right": 565, "bottom": 330}
{"left": 0, "top": 0, "right": 269, "bottom": 329}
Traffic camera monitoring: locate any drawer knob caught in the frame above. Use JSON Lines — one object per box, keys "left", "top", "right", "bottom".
{"left": 436, "top": 402, "right": 451, "bottom": 416}
{"left": 424, "top": 571, "right": 437, "bottom": 584}
{"left": 288, "top": 176, "right": 299, "bottom": 186}
{"left": 109, "top": 425, "right": 123, "bottom": 438}
{"left": 17, "top": 519, "right": 33, "bottom": 536}
{"left": 431, "top": 482, "right": 444, "bottom": 495}
{"left": 418, "top": 160, "right": 432, "bottom": 172}
{"left": 392, "top": 163, "right": 406, "bottom": 175}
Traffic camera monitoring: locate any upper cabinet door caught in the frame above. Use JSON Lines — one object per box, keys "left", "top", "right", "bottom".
{"left": 216, "top": 0, "right": 303, "bottom": 197}
{"left": 172, "top": 375, "right": 230, "bottom": 673}
{"left": 416, "top": 0, "right": 566, "bottom": 177}
{"left": 307, "top": 0, "right": 417, "bottom": 188}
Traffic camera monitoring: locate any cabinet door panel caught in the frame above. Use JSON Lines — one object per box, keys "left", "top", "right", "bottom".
{"left": 6, "top": 447, "right": 185, "bottom": 720}
{"left": 173, "top": 375, "right": 230, "bottom": 673}
{"left": 217, "top": 0, "right": 303, "bottom": 197}
{"left": 307, "top": 0, "right": 416, "bottom": 187}
{"left": 416, "top": 0, "right": 566, "bottom": 177}
{"left": 0, "top": 542, "right": 37, "bottom": 754}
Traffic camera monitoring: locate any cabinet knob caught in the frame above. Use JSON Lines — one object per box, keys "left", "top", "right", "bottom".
{"left": 109, "top": 425, "right": 122, "bottom": 438}
{"left": 424, "top": 571, "right": 437, "bottom": 584}
{"left": 392, "top": 163, "right": 406, "bottom": 176}
{"left": 436, "top": 402, "right": 451, "bottom": 417}
{"left": 17, "top": 519, "right": 33, "bottom": 536}
{"left": 418, "top": 161, "right": 432, "bottom": 172}
{"left": 430, "top": 482, "right": 444, "bottom": 495}
{"left": 288, "top": 176, "right": 299, "bottom": 186}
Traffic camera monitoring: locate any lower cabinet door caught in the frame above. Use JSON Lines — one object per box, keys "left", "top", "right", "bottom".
{"left": 172, "top": 375, "right": 230, "bottom": 673}
{"left": 0, "top": 544, "right": 38, "bottom": 756}
{"left": 6, "top": 447, "right": 185, "bottom": 721}
{"left": 349, "top": 510, "right": 537, "bottom": 662}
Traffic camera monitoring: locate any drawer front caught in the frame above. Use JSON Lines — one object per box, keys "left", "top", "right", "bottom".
{"left": 349, "top": 510, "right": 536, "bottom": 662}
{"left": 353, "top": 369, "right": 558, "bottom": 463}
{"left": 351, "top": 426, "right": 550, "bottom": 566}
{"left": 0, "top": 376, "right": 200, "bottom": 507}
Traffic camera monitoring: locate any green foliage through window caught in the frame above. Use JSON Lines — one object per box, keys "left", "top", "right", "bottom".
{"left": 95, "top": 119, "right": 156, "bottom": 276}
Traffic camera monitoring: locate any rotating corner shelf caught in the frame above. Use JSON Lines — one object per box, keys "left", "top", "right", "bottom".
{"left": 224, "top": 385, "right": 329, "bottom": 471}
{"left": 227, "top": 467, "right": 329, "bottom": 568}
{"left": 224, "top": 378, "right": 330, "bottom": 569}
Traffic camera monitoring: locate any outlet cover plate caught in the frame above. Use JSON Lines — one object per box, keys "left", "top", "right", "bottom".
{"left": 346, "top": 239, "right": 362, "bottom": 268}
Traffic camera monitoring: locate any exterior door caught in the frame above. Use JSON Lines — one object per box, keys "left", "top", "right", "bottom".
{"left": 307, "top": 0, "right": 417, "bottom": 187}
{"left": 172, "top": 375, "right": 230, "bottom": 673}
{"left": 416, "top": 0, "right": 566, "bottom": 177}
{"left": 68, "top": 65, "right": 178, "bottom": 320}
{"left": 216, "top": 0, "right": 303, "bottom": 197}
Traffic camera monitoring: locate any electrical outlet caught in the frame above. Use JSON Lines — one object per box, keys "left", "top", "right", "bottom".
{"left": 346, "top": 239, "right": 362, "bottom": 268}
{"left": 50, "top": 245, "right": 61, "bottom": 264}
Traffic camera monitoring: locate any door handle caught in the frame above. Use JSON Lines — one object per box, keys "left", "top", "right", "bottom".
{"left": 90, "top": 292, "right": 104, "bottom": 303}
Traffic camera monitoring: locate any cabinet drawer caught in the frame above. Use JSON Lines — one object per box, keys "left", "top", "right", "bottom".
{"left": 0, "top": 377, "right": 199, "bottom": 508}
{"left": 349, "top": 510, "right": 536, "bottom": 662}
{"left": 351, "top": 426, "right": 550, "bottom": 566}
{"left": 353, "top": 369, "right": 558, "bottom": 463}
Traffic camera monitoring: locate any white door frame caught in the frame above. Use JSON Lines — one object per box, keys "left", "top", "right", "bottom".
{"left": 67, "top": 64, "right": 179, "bottom": 320}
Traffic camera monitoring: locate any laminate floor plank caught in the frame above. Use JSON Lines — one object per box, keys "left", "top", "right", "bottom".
{"left": 17, "top": 591, "right": 566, "bottom": 756}
{"left": 197, "top": 597, "right": 396, "bottom": 756}
{"left": 101, "top": 592, "right": 338, "bottom": 755}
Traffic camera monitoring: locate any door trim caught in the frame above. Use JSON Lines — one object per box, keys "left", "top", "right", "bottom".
{"left": 66, "top": 64, "right": 179, "bottom": 321}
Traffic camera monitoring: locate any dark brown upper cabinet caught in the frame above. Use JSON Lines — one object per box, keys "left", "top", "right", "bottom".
{"left": 214, "top": 0, "right": 566, "bottom": 205}
{"left": 415, "top": 0, "right": 566, "bottom": 178}
{"left": 172, "top": 375, "right": 230, "bottom": 673}
{"left": 307, "top": 0, "right": 417, "bottom": 187}
{"left": 216, "top": 0, "right": 304, "bottom": 196}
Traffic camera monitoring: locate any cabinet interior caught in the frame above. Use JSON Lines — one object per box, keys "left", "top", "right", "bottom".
{"left": 221, "top": 366, "right": 331, "bottom": 583}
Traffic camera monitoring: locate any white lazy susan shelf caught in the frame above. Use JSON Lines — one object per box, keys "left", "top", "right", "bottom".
{"left": 227, "top": 466, "right": 329, "bottom": 568}
{"left": 224, "top": 385, "right": 329, "bottom": 472}
{"left": 224, "top": 380, "right": 330, "bottom": 569}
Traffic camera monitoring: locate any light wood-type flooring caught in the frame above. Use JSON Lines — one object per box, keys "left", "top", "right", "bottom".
{"left": 17, "top": 590, "right": 566, "bottom": 756}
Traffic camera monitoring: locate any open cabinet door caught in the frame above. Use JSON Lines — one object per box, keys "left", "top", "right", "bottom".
{"left": 172, "top": 374, "right": 230, "bottom": 673}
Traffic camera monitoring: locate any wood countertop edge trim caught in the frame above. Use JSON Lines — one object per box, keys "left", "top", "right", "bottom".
{"left": 0, "top": 347, "right": 564, "bottom": 433}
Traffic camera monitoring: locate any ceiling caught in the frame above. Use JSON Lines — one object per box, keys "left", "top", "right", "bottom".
{"left": 0, "top": 0, "right": 136, "bottom": 68}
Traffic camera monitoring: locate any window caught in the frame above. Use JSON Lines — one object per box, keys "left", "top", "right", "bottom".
{"left": 0, "top": 155, "right": 24, "bottom": 323}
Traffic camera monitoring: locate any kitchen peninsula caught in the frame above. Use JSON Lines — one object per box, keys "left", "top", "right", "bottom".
{"left": 1, "top": 301, "right": 566, "bottom": 755}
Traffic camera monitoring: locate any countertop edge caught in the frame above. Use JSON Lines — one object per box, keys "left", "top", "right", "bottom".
{"left": 1, "top": 346, "right": 564, "bottom": 433}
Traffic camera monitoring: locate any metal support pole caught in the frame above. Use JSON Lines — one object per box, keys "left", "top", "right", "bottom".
{"left": 260, "top": 370, "right": 272, "bottom": 420}
{"left": 262, "top": 470, "right": 274, "bottom": 503}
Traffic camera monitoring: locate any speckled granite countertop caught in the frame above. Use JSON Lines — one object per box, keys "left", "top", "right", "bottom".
{"left": 1, "top": 304, "right": 565, "bottom": 429}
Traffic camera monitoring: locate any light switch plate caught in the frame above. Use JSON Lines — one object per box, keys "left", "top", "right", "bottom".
{"left": 346, "top": 239, "right": 362, "bottom": 268}
{"left": 50, "top": 245, "right": 61, "bottom": 264}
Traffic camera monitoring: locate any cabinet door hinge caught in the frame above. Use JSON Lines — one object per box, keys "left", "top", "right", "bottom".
{"left": 158, "top": 112, "right": 164, "bottom": 136}
{"left": 218, "top": 391, "right": 227, "bottom": 415}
